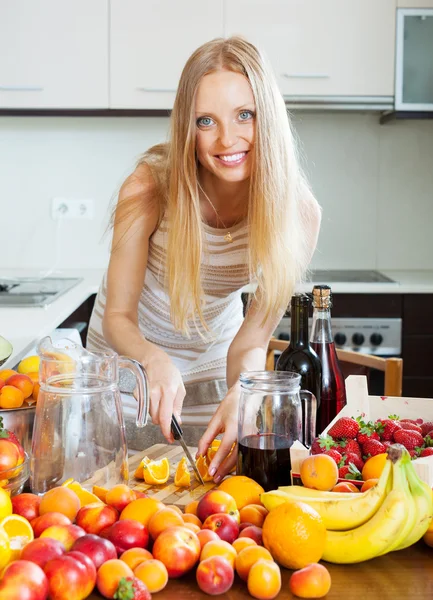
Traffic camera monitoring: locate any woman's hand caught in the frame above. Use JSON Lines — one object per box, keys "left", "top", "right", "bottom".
{"left": 197, "top": 383, "right": 240, "bottom": 483}
{"left": 143, "top": 352, "right": 185, "bottom": 443}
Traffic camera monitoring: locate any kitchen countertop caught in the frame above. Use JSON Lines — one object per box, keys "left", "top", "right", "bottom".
{"left": 1, "top": 268, "right": 433, "bottom": 371}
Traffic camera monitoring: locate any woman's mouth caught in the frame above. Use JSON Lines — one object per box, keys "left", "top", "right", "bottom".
{"left": 214, "top": 151, "right": 248, "bottom": 167}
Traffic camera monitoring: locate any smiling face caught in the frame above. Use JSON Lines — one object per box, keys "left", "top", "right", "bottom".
{"left": 195, "top": 69, "right": 256, "bottom": 184}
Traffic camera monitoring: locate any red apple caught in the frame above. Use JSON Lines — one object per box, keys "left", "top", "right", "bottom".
{"left": 197, "top": 490, "right": 240, "bottom": 523}
{"left": 201, "top": 513, "right": 239, "bottom": 544}
{"left": 71, "top": 534, "right": 117, "bottom": 569}
{"left": 104, "top": 519, "right": 149, "bottom": 554}
{"left": 196, "top": 555, "right": 234, "bottom": 595}
{"left": 238, "top": 525, "right": 263, "bottom": 545}
{"left": 12, "top": 493, "right": 41, "bottom": 521}
{"left": 0, "top": 560, "right": 49, "bottom": 600}
{"left": 44, "top": 554, "right": 93, "bottom": 600}
{"left": 40, "top": 524, "right": 85, "bottom": 551}
{"left": 21, "top": 538, "right": 65, "bottom": 569}
{"left": 67, "top": 551, "right": 97, "bottom": 597}
{"left": 31, "top": 512, "right": 72, "bottom": 537}
{"left": 75, "top": 502, "right": 118, "bottom": 535}
{"left": 152, "top": 526, "right": 200, "bottom": 578}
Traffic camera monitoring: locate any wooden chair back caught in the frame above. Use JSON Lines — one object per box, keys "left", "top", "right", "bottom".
{"left": 266, "top": 338, "right": 403, "bottom": 397}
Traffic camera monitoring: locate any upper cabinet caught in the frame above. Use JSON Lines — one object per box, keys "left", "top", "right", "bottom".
{"left": 110, "top": 0, "right": 224, "bottom": 109}
{"left": 225, "top": 0, "right": 396, "bottom": 100}
{"left": 0, "top": 0, "right": 109, "bottom": 109}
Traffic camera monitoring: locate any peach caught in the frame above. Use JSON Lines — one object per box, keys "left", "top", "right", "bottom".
{"left": 75, "top": 502, "right": 118, "bottom": 535}
{"left": 11, "top": 493, "right": 41, "bottom": 521}
{"left": 40, "top": 524, "right": 85, "bottom": 551}
{"left": 289, "top": 563, "right": 332, "bottom": 598}
{"left": 184, "top": 523, "right": 201, "bottom": 534}
{"left": 104, "top": 519, "right": 149, "bottom": 554}
{"left": 120, "top": 547, "right": 153, "bottom": 570}
{"left": 0, "top": 438, "right": 19, "bottom": 472}
{"left": 71, "top": 534, "right": 117, "bottom": 569}
{"left": 238, "top": 525, "right": 263, "bottom": 546}
{"left": 152, "top": 526, "right": 201, "bottom": 578}
{"left": 197, "top": 529, "right": 220, "bottom": 550}
{"left": 67, "top": 551, "right": 97, "bottom": 597}
{"left": 202, "top": 513, "right": 239, "bottom": 544}
{"left": 45, "top": 553, "right": 95, "bottom": 600}
{"left": 200, "top": 539, "right": 237, "bottom": 568}
{"left": 184, "top": 500, "right": 199, "bottom": 516}
{"left": 248, "top": 559, "right": 281, "bottom": 600}
{"left": 197, "top": 490, "right": 239, "bottom": 523}
{"left": 182, "top": 513, "right": 202, "bottom": 527}
{"left": 196, "top": 556, "right": 234, "bottom": 595}
{"left": 39, "top": 487, "right": 81, "bottom": 522}
{"left": 239, "top": 504, "right": 268, "bottom": 528}
{"left": 134, "top": 558, "right": 169, "bottom": 593}
{"left": 148, "top": 508, "right": 184, "bottom": 540}
{"left": 20, "top": 538, "right": 65, "bottom": 569}
{"left": 235, "top": 545, "right": 274, "bottom": 582}
{"left": 232, "top": 537, "right": 257, "bottom": 553}
{"left": 0, "top": 560, "right": 49, "bottom": 600}
{"left": 105, "top": 484, "right": 136, "bottom": 512}
{"left": 5, "top": 373, "right": 33, "bottom": 399}
{"left": 31, "top": 512, "right": 72, "bottom": 537}
{"left": 96, "top": 559, "right": 134, "bottom": 598}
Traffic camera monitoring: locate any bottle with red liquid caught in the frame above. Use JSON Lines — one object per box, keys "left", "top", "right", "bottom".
{"left": 310, "top": 285, "right": 347, "bottom": 433}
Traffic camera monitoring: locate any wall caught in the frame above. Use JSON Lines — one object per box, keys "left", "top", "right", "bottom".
{"left": 0, "top": 112, "right": 432, "bottom": 271}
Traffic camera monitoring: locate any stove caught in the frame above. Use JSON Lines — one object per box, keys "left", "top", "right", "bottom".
{"left": 307, "top": 270, "right": 397, "bottom": 284}
{"left": 0, "top": 277, "right": 82, "bottom": 307}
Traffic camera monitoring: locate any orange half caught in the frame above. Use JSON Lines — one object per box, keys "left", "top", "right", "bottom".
{"left": 92, "top": 485, "right": 109, "bottom": 503}
{"left": 134, "top": 456, "right": 151, "bottom": 480}
{"left": 174, "top": 457, "right": 191, "bottom": 487}
{"left": 0, "top": 514, "right": 33, "bottom": 561}
{"left": 62, "top": 480, "right": 103, "bottom": 507}
{"left": 142, "top": 458, "right": 170, "bottom": 485}
{"left": 195, "top": 455, "right": 214, "bottom": 483}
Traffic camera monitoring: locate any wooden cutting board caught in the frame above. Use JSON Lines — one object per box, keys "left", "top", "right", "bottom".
{"left": 85, "top": 443, "right": 218, "bottom": 508}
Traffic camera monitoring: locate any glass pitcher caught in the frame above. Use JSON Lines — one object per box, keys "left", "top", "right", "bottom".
{"left": 237, "top": 371, "right": 317, "bottom": 491}
{"left": 30, "top": 336, "right": 149, "bottom": 494}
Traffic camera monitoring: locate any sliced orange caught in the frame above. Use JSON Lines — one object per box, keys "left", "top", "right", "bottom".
{"left": 134, "top": 456, "right": 151, "bottom": 480}
{"left": 142, "top": 458, "right": 170, "bottom": 485}
{"left": 0, "top": 514, "right": 33, "bottom": 561}
{"left": 195, "top": 455, "right": 214, "bottom": 483}
{"left": 92, "top": 485, "right": 109, "bottom": 503}
{"left": 206, "top": 439, "right": 222, "bottom": 462}
{"left": 174, "top": 457, "right": 191, "bottom": 487}
{"left": 61, "top": 478, "right": 75, "bottom": 487}
{"left": 62, "top": 480, "right": 104, "bottom": 507}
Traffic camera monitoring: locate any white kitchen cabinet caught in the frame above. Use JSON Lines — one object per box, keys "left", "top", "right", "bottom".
{"left": 0, "top": 0, "right": 109, "bottom": 109}
{"left": 398, "top": 0, "right": 433, "bottom": 7}
{"left": 225, "top": 0, "right": 396, "bottom": 101}
{"left": 110, "top": 0, "right": 224, "bottom": 109}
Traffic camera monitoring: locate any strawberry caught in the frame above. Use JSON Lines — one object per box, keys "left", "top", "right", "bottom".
{"left": 323, "top": 449, "right": 343, "bottom": 464}
{"left": 400, "top": 422, "right": 423, "bottom": 434}
{"left": 400, "top": 419, "right": 418, "bottom": 425}
{"left": 357, "top": 430, "right": 380, "bottom": 445}
{"left": 340, "top": 439, "right": 362, "bottom": 458}
{"left": 393, "top": 429, "right": 424, "bottom": 450}
{"left": 114, "top": 577, "right": 151, "bottom": 600}
{"left": 341, "top": 452, "right": 364, "bottom": 471}
{"left": 382, "top": 441, "right": 392, "bottom": 449}
{"left": 376, "top": 418, "right": 402, "bottom": 441}
{"left": 328, "top": 417, "right": 360, "bottom": 440}
{"left": 421, "top": 422, "right": 433, "bottom": 437}
{"left": 409, "top": 450, "right": 418, "bottom": 459}
{"left": 420, "top": 448, "right": 433, "bottom": 458}
{"left": 338, "top": 463, "right": 362, "bottom": 481}
{"left": 311, "top": 435, "right": 342, "bottom": 455}
{"left": 362, "top": 439, "right": 386, "bottom": 458}
{"left": 425, "top": 435, "right": 433, "bottom": 447}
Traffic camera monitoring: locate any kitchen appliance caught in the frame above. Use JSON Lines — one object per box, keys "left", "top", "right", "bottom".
{"left": 0, "top": 277, "right": 82, "bottom": 307}
{"left": 30, "top": 336, "right": 149, "bottom": 494}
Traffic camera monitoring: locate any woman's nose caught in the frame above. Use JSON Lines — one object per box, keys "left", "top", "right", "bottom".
{"left": 219, "top": 121, "right": 238, "bottom": 148}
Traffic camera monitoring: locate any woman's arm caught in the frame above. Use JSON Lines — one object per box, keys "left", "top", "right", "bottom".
{"left": 102, "top": 165, "right": 185, "bottom": 441}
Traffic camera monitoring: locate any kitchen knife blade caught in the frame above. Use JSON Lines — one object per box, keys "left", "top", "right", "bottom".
{"left": 171, "top": 415, "right": 205, "bottom": 485}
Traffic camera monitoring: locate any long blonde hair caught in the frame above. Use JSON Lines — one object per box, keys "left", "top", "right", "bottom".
{"left": 131, "top": 37, "right": 314, "bottom": 334}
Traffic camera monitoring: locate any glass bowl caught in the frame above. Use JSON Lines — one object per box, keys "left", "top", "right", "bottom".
{"left": 0, "top": 452, "right": 29, "bottom": 496}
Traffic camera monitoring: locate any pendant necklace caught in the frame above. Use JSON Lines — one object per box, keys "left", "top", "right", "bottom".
{"left": 198, "top": 182, "right": 242, "bottom": 244}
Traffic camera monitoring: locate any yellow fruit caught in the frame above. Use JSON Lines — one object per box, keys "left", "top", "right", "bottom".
{"left": 174, "top": 457, "right": 191, "bottom": 487}
{"left": 62, "top": 480, "right": 104, "bottom": 506}
{"left": 92, "top": 485, "right": 109, "bottom": 503}
{"left": 362, "top": 453, "right": 387, "bottom": 481}
{"left": 17, "top": 355, "right": 40, "bottom": 375}
{"left": 142, "top": 458, "right": 170, "bottom": 485}
{"left": 0, "top": 525, "right": 11, "bottom": 570}
{"left": 134, "top": 456, "right": 151, "bottom": 480}
{"left": 195, "top": 455, "right": 214, "bottom": 483}
{"left": 0, "top": 515, "right": 33, "bottom": 561}
{"left": 218, "top": 476, "right": 264, "bottom": 510}
{"left": 0, "top": 488, "right": 12, "bottom": 520}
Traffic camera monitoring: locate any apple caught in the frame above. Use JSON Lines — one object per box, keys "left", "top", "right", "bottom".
{"left": 152, "top": 526, "right": 200, "bottom": 578}
{"left": 0, "top": 560, "right": 49, "bottom": 600}
{"left": 21, "top": 538, "right": 65, "bottom": 569}
{"left": 104, "top": 519, "right": 149, "bottom": 554}
{"left": 196, "top": 556, "right": 234, "bottom": 595}
{"left": 75, "top": 502, "right": 118, "bottom": 535}
{"left": 71, "top": 534, "right": 117, "bottom": 569}
{"left": 197, "top": 490, "right": 239, "bottom": 523}
{"left": 201, "top": 513, "right": 239, "bottom": 544}
{"left": 12, "top": 493, "right": 41, "bottom": 521}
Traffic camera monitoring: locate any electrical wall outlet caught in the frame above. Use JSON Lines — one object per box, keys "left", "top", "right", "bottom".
{"left": 51, "top": 198, "right": 95, "bottom": 220}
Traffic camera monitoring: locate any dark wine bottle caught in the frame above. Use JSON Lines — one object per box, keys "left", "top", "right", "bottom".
{"left": 276, "top": 294, "right": 322, "bottom": 409}
{"left": 310, "top": 285, "right": 347, "bottom": 433}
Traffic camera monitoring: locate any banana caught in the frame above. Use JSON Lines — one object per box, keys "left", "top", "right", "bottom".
{"left": 322, "top": 488, "right": 408, "bottom": 564}
{"left": 278, "top": 485, "right": 360, "bottom": 499}
{"left": 394, "top": 458, "right": 433, "bottom": 551}
{"left": 262, "top": 458, "right": 392, "bottom": 531}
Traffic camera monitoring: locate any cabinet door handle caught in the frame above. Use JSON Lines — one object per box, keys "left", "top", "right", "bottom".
{"left": 0, "top": 85, "right": 44, "bottom": 91}
{"left": 136, "top": 87, "right": 177, "bottom": 93}
{"left": 281, "top": 73, "right": 329, "bottom": 79}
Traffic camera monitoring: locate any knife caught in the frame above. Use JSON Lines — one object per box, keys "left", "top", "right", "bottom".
{"left": 171, "top": 415, "right": 205, "bottom": 485}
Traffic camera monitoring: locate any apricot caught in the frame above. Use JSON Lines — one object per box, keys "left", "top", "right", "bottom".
{"left": 39, "top": 487, "right": 81, "bottom": 522}
{"left": 105, "top": 484, "right": 136, "bottom": 512}
{"left": 148, "top": 507, "right": 184, "bottom": 540}
{"left": 232, "top": 537, "right": 257, "bottom": 553}
{"left": 165, "top": 504, "right": 183, "bottom": 516}
{"left": 289, "top": 563, "right": 332, "bottom": 598}
{"left": 0, "top": 369, "right": 17, "bottom": 380}
{"left": 239, "top": 504, "right": 268, "bottom": 528}
{"left": 0, "top": 439, "right": 20, "bottom": 473}
{"left": 197, "top": 529, "right": 220, "bottom": 550}
{"left": 152, "top": 526, "right": 201, "bottom": 578}
{"left": 248, "top": 559, "right": 281, "bottom": 600}
{"left": 182, "top": 513, "right": 202, "bottom": 527}
{"left": 5, "top": 373, "right": 33, "bottom": 399}
{"left": 134, "top": 558, "right": 169, "bottom": 593}
{"left": 0, "top": 385, "right": 24, "bottom": 409}
{"left": 184, "top": 500, "right": 199, "bottom": 516}
{"left": 361, "top": 479, "right": 379, "bottom": 493}
{"left": 184, "top": 523, "right": 201, "bottom": 534}
{"left": 332, "top": 482, "right": 360, "bottom": 493}
{"left": 31, "top": 512, "right": 72, "bottom": 537}
{"left": 196, "top": 556, "right": 234, "bottom": 595}
{"left": 120, "top": 547, "right": 153, "bottom": 570}
{"left": 300, "top": 454, "right": 338, "bottom": 491}
{"left": 120, "top": 498, "right": 165, "bottom": 528}
{"left": 96, "top": 558, "right": 134, "bottom": 598}
{"left": 235, "top": 545, "right": 274, "bottom": 582}
{"left": 200, "top": 539, "right": 237, "bottom": 568}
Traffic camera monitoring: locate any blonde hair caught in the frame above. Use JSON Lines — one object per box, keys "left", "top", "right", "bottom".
{"left": 121, "top": 37, "right": 315, "bottom": 334}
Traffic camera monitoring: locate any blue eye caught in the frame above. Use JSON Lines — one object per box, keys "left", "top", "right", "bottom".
{"left": 197, "top": 116, "right": 214, "bottom": 127}
{"left": 239, "top": 110, "right": 255, "bottom": 121}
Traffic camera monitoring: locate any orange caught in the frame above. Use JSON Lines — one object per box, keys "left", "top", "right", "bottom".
{"left": 235, "top": 545, "right": 273, "bottom": 581}
{"left": 239, "top": 504, "right": 268, "bottom": 528}
{"left": 233, "top": 537, "right": 257, "bottom": 553}
{"left": 248, "top": 559, "right": 281, "bottom": 600}
{"left": 134, "top": 559, "right": 169, "bottom": 593}
{"left": 200, "top": 539, "right": 237, "bottom": 568}
{"left": 174, "top": 457, "right": 191, "bottom": 487}
{"left": 92, "top": 485, "right": 109, "bottom": 503}
{"left": 218, "top": 476, "right": 264, "bottom": 510}
{"left": 134, "top": 456, "right": 151, "bottom": 480}
{"left": 300, "top": 454, "right": 339, "bottom": 491}
{"left": 184, "top": 500, "right": 199, "bottom": 516}
{"left": 0, "top": 514, "right": 34, "bottom": 561}
{"left": 62, "top": 480, "right": 103, "bottom": 506}
{"left": 206, "top": 439, "right": 222, "bottom": 462}
{"left": 0, "top": 524, "right": 11, "bottom": 570}
{"left": 0, "top": 385, "right": 24, "bottom": 409}
{"left": 195, "top": 455, "right": 214, "bottom": 483}
{"left": 148, "top": 508, "right": 184, "bottom": 540}
{"left": 120, "top": 497, "right": 165, "bottom": 527}
{"left": 142, "top": 458, "right": 170, "bottom": 485}
{"left": 0, "top": 488, "right": 12, "bottom": 520}
{"left": 362, "top": 453, "right": 387, "bottom": 481}
{"left": 262, "top": 500, "right": 326, "bottom": 570}
{"left": 361, "top": 478, "right": 379, "bottom": 493}
{"left": 120, "top": 547, "right": 153, "bottom": 570}
{"left": 39, "top": 486, "right": 80, "bottom": 521}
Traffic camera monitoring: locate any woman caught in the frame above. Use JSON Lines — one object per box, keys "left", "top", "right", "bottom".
{"left": 87, "top": 36, "right": 321, "bottom": 483}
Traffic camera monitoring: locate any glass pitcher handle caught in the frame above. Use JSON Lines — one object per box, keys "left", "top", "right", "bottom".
{"left": 118, "top": 357, "right": 149, "bottom": 428}
{"left": 300, "top": 390, "right": 317, "bottom": 449}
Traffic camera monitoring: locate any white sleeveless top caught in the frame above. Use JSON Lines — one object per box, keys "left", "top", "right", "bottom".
{"left": 87, "top": 216, "right": 251, "bottom": 383}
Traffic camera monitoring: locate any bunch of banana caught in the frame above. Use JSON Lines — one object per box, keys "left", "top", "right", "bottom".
{"left": 261, "top": 444, "right": 433, "bottom": 564}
